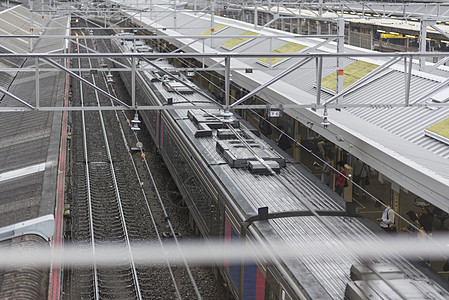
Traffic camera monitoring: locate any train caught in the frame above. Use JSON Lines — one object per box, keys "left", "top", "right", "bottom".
{"left": 110, "top": 33, "right": 449, "bottom": 300}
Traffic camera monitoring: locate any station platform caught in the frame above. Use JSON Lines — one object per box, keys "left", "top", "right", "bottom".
{"left": 0, "top": 4, "right": 69, "bottom": 299}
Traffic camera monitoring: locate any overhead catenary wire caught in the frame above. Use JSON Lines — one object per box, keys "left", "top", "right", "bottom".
{"left": 101, "top": 66, "right": 183, "bottom": 300}
{"left": 113, "top": 20, "right": 449, "bottom": 269}
{"left": 150, "top": 35, "right": 444, "bottom": 250}
{"left": 80, "top": 29, "right": 143, "bottom": 300}
{"left": 97, "top": 31, "right": 202, "bottom": 300}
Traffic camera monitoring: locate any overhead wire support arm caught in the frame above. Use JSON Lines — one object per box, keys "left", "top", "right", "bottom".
{"left": 42, "top": 57, "right": 132, "bottom": 109}
{"left": 71, "top": 39, "right": 129, "bottom": 69}
{"left": 142, "top": 57, "right": 223, "bottom": 108}
{"left": 230, "top": 57, "right": 314, "bottom": 108}
{"left": 229, "top": 35, "right": 338, "bottom": 109}
{"left": 323, "top": 56, "right": 402, "bottom": 107}
{"left": 0, "top": 86, "right": 35, "bottom": 110}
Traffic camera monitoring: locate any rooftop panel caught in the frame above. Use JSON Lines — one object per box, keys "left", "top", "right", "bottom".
{"left": 425, "top": 117, "right": 449, "bottom": 145}
{"left": 221, "top": 30, "right": 258, "bottom": 51}
{"left": 199, "top": 24, "right": 228, "bottom": 36}
{"left": 256, "top": 42, "right": 307, "bottom": 67}
{"left": 321, "top": 60, "right": 379, "bottom": 92}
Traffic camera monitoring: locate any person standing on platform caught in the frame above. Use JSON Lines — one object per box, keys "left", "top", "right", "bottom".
{"left": 402, "top": 210, "right": 423, "bottom": 238}
{"left": 352, "top": 158, "right": 368, "bottom": 198}
{"left": 259, "top": 117, "right": 272, "bottom": 137}
{"left": 335, "top": 161, "right": 346, "bottom": 196}
{"left": 277, "top": 125, "right": 292, "bottom": 151}
{"left": 418, "top": 207, "right": 434, "bottom": 237}
{"left": 320, "top": 153, "right": 332, "bottom": 187}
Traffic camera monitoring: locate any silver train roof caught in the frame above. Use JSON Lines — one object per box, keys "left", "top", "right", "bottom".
{"left": 112, "top": 0, "right": 449, "bottom": 212}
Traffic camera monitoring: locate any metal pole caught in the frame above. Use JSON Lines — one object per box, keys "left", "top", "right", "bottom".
{"left": 174, "top": 0, "right": 177, "bottom": 30}
{"left": 132, "top": 57, "right": 136, "bottom": 109}
{"left": 419, "top": 18, "right": 427, "bottom": 71}
{"left": 336, "top": 17, "right": 345, "bottom": 105}
{"left": 404, "top": 56, "right": 413, "bottom": 106}
{"left": 29, "top": 0, "right": 34, "bottom": 52}
{"left": 150, "top": 0, "right": 153, "bottom": 19}
{"left": 316, "top": 56, "right": 323, "bottom": 107}
{"left": 269, "top": 36, "right": 272, "bottom": 67}
{"left": 224, "top": 56, "right": 230, "bottom": 111}
{"left": 319, "top": 0, "right": 323, "bottom": 17}
{"left": 36, "top": 58, "right": 40, "bottom": 109}
{"left": 254, "top": 1, "right": 258, "bottom": 29}
{"left": 211, "top": 0, "right": 215, "bottom": 48}
{"left": 202, "top": 37, "right": 205, "bottom": 68}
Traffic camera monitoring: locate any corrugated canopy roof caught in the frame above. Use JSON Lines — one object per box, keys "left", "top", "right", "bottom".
{"left": 114, "top": 1, "right": 449, "bottom": 210}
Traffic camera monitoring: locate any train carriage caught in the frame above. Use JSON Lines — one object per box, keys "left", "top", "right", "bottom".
{"left": 111, "top": 35, "right": 449, "bottom": 300}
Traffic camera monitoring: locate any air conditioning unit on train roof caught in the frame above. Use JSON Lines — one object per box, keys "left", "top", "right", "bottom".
{"left": 350, "top": 264, "right": 404, "bottom": 281}
{"left": 163, "top": 81, "right": 193, "bottom": 93}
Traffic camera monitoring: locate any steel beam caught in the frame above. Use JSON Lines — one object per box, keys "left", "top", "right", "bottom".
{"left": 230, "top": 57, "right": 313, "bottom": 108}
{"left": 224, "top": 56, "right": 231, "bottom": 111}
{"left": 42, "top": 57, "right": 131, "bottom": 108}
{"left": 1, "top": 51, "right": 448, "bottom": 59}
{"left": 336, "top": 17, "right": 345, "bottom": 105}
{"left": 323, "top": 57, "right": 402, "bottom": 106}
{"left": 404, "top": 56, "right": 413, "bottom": 107}
{"left": 315, "top": 56, "right": 323, "bottom": 107}
{"left": 71, "top": 39, "right": 129, "bottom": 69}
{"left": 142, "top": 58, "right": 222, "bottom": 106}
{"left": 0, "top": 86, "right": 35, "bottom": 110}
{"left": 35, "top": 58, "right": 40, "bottom": 109}
{"left": 419, "top": 19, "right": 430, "bottom": 71}
{"left": 0, "top": 100, "right": 448, "bottom": 113}
{"left": 131, "top": 57, "right": 136, "bottom": 108}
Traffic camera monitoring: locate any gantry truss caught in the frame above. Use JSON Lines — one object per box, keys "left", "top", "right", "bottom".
{"left": 0, "top": 48, "right": 449, "bottom": 114}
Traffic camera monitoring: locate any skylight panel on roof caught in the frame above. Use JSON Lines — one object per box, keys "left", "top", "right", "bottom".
{"left": 256, "top": 42, "right": 307, "bottom": 67}
{"left": 221, "top": 31, "right": 258, "bottom": 51}
{"left": 430, "top": 86, "right": 449, "bottom": 103}
{"left": 199, "top": 24, "right": 228, "bottom": 36}
{"left": 321, "top": 60, "right": 379, "bottom": 93}
{"left": 425, "top": 117, "right": 449, "bottom": 145}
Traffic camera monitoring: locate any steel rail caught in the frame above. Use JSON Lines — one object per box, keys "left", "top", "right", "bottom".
{"left": 157, "top": 42, "right": 406, "bottom": 297}
{"left": 99, "top": 61, "right": 183, "bottom": 300}
{"left": 77, "top": 52, "right": 100, "bottom": 300}
{"left": 120, "top": 57, "right": 204, "bottom": 300}
{"left": 137, "top": 131, "right": 203, "bottom": 300}
{"left": 112, "top": 31, "right": 205, "bottom": 297}
{"left": 100, "top": 20, "right": 200, "bottom": 298}
{"left": 83, "top": 34, "right": 143, "bottom": 300}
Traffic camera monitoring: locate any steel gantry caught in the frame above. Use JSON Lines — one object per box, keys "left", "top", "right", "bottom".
{"left": 1, "top": 50, "right": 449, "bottom": 113}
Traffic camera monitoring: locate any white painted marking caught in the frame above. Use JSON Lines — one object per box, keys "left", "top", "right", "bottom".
{"left": 352, "top": 197, "right": 366, "bottom": 209}
{"left": 0, "top": 162, "right": 46, "bottom": 182}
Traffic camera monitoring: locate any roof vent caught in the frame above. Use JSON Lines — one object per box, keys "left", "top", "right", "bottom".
{"left": 216, "top": 139, "right": 285, "bottom": 174}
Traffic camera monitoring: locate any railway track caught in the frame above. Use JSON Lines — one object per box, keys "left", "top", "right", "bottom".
{"left": 66, "top": 26, "right": 207, "bottom": 299}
